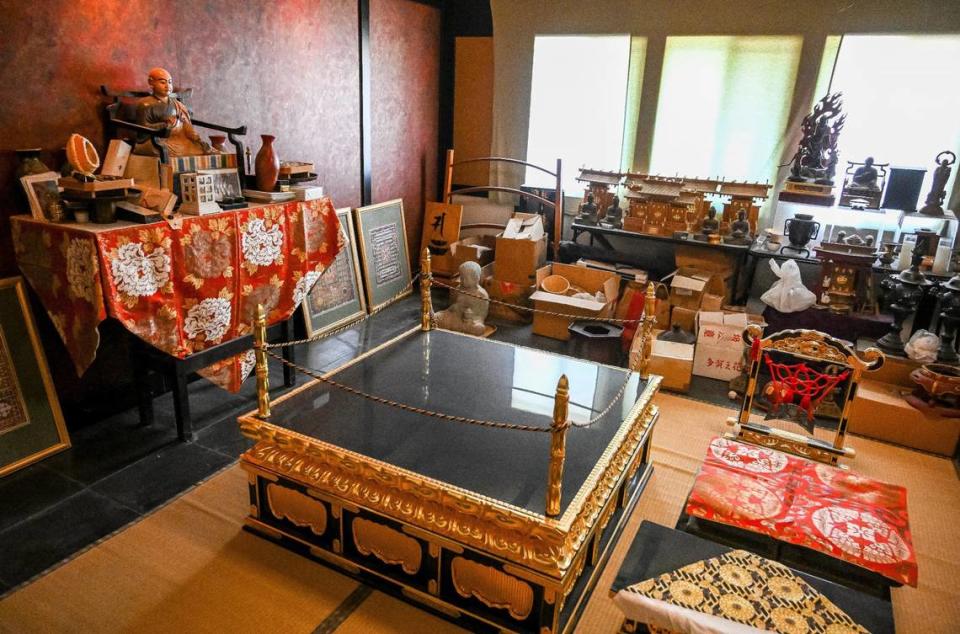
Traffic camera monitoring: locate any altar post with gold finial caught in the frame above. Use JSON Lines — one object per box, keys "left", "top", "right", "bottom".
{"left": 421, "top": 247, "right": 433, "bottom": 331}
{"left": 546, "top": 374, "right": 569, "bottom": 517}
{"left": 254, "top": 303, "right": 270, "bottom": 419}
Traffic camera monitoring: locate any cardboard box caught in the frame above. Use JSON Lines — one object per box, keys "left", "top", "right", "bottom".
{"left": 668, "top": 267, "right": 725, "bottom": 311}
{"left": 675, "top": 245, "right": 737, "bottom": 302}
{"left": 480, "top": 263, "right": 535, "bottom": 324}
{"left": 494, "top": 213, "right": 547, "bottom": 285}
{"left": 859, "top": 349, "right": 921, "bottom": 387}
{"left": 692, "top": 310, "right": 751, "bottom": 381}
{"left": 848, "top": 379, "right": 960, "bottom": 456}
{"left": 701, "top": 293, "right": 724, "bottom": 312}
{"left": 645, "top": 336, "right": 694, "bottom": 393}
{"left": 530, "top": 263, "right": 620, "bottom": 340}
{"left": 669, "top": 306, "right": 697, "bottom": 333}
{"left": 453, "top": 235, "right": 496, "bottom": 269}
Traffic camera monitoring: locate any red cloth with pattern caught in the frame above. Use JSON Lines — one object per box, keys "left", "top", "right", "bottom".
{"left": 11, "top": 198, "right": 342, "bottom": 392}
{"left": 686, "top": 437, "right": 917, "bottom": 587}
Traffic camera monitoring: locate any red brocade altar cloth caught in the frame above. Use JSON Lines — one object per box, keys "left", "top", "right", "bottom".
{"left": 686, "top": 437, "right": 917, "bottom": 587}
{"left": 11, "top": 199, "right": 342, "bottom": 392}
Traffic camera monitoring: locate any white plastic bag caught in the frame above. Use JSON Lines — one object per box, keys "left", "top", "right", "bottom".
{"left": 761, "top": 259, "right": 816, "bottom": 313}
{"left": 904, "top": 330, "right": 940, "bottom": 362}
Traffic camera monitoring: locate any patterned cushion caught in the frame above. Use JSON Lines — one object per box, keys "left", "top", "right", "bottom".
{"left": 686, "top": 437, "right": 917, "bottom": 587}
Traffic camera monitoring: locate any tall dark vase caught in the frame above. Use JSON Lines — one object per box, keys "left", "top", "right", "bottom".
{"left": 254, "top": 135, "right": 280, "bottom": 192}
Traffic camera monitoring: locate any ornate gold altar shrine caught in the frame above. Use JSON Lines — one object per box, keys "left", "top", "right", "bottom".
{"left": 237, "top": 263, "right": 662, "bottom": 633}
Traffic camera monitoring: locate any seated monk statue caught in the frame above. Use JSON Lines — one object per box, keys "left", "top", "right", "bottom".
{"left": 135, "top": 67, "right": 214, "bottom": 157}
{"left": 435, "top": 261, "right": 489, "bottom": 336}
{"left": 700, "top": 207, "right": 720, "bottom": 236}
{"left": 851, "top": 156, "right": 880, "bottom": 190}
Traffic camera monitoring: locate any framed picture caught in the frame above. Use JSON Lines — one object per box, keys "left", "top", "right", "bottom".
{"left": 354, "top": 199, "right": 413, "bottom": 312}
{"left": 199, "top": 167, "right": 243, "bottom": 203}
{"left": 0, "top": 276, "right": 70, "bottom": 477}
{"left": 20, "top": 171, "right": 62, "bottom": 221}
{"left": 302, "top": 208, "right": 367, "bottom": 337}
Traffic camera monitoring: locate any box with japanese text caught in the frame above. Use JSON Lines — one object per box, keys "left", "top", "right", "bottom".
{"left": 692, "top": 311, "right": 751, "bottom": 381}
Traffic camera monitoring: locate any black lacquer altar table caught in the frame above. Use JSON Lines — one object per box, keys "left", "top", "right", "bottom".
{"left": 237, "top": 326, "right": 662, "bottom": 633}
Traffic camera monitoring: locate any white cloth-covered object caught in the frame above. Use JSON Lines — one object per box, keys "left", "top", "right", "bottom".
{"left": 904, "top": 330, "right": 940, "bottom": 362}
{"left": 761, "top": 259, "right": 816, "bottom": 313}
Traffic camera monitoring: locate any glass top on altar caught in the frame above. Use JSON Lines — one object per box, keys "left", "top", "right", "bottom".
{"left": 261, "top": 328, "right": 649, "bottom": 517}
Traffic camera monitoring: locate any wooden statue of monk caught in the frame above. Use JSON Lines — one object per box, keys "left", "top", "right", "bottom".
{"left": 135, "top": 67, "right": 213, "bottom": 157}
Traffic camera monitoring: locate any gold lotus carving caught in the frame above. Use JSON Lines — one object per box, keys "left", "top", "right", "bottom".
{"left": 266, "top": 484, "right": 328, "bottom": 535}
{"left": 352, "top": 517, "right": 422, "bottom": 574}
{"left": 451, "top": 556, "right": 534, "bottom": 621}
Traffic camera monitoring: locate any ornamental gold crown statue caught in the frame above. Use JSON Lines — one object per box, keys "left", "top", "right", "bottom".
{"left": 134, "top": 67, "right": 214, "bottom": 157}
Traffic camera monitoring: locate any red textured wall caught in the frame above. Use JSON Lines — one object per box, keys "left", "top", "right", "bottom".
{"left": 370, "top": 0, "right": 441, "bottom": 266}
{"left": 0, "top": 0, "right": 443, "bottom": 419}
{"left": 0, "top": 0, "right": 362, "bottom": 275}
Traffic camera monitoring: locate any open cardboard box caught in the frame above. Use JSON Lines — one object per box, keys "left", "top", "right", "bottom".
{"left": 432, "top": 235, "right": 497, "bottom": 278}
{"left": 667, "top": 266, "right": 726, "bottom": 311}
{"left": 530, "top": 263, "right": 620, "bottom": 340}
{"left": 480, "top": 263, "right": 535, "bottom": 323}
{"left": 676, "top": 245, "right": 737, "bottom": 303}
{"left": 494, "top": 213, "right": 547, "bottom": 285}
{"left": 848, "top": 379, "right": 960, "bottom": 456}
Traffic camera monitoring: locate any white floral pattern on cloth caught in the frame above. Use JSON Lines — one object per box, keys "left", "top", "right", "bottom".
{"left": 239, "top": 349, "right": 257, "bottom": 382}
{"left": 66, "top": 238, "right": 98, "bottom": 303}
{"left": 110, "top": 242, "right": 171, "bottom": 297}
{"left": 292, "top": 269, "right": 322, "bottom": 307}
{"left": 183, "top": 297, "right": 232, "bottom": 342}
{"left": 242, "top": 218, "right": 284, "bottom": 266}
{"left": 811, "top": 506, "right": 912, "bottom": 565}
{"left": 710, "top": 437, "right": 789, "bottom": 474}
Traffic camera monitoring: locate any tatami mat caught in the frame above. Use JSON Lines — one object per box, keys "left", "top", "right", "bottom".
{"left": 1, "top": 393, "right": 957, "bottom": 633}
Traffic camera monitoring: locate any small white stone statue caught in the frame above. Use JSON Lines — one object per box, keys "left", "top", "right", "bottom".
{"left": 435, "top": 261, "right": 489, "bottom": 336}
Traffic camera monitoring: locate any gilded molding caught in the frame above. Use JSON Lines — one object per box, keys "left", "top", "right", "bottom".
{"left": 451, "top": 557, "right": 534, "bottom": 621}
{"left": 734, "top": 429, "right": 840, "bottom": 465}
{"left": 352, "top": 517, "right": 423, "bottom": 575}
{"left": 239, "top": 376, "right": 661, "bottom": 578}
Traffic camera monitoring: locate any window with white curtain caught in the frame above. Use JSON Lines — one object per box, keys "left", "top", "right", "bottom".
{"left": 649, "top": 36, "right": 803, "bottom": 183}
{"left": 525, "top": 35, "right": 635, "bottom": 191}
{"left": 821, "top": 34, "right": 960, "bottom": 198}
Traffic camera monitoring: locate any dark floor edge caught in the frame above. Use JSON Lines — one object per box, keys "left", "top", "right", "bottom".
{"left": 0, "top": 458, "right": 240, "bottom": 601}
{"left": 311, "top": 584, "right": 374, "bottom": 634}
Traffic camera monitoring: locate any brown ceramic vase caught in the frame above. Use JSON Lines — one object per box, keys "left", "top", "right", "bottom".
{"left": 254, "top": 134, "right": 280, "bottom": 192}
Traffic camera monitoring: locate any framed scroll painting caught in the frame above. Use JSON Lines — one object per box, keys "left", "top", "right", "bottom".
{"left": 302, "top": 208, "right": 367, "bottom": 338}
{"left": 354, "top": 199, "right": 413, "bottom": 312}
{"left": 0, "top": 276, "right": 70, "bottom": 477}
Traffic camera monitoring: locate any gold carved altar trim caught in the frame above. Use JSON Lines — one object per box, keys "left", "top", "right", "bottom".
{"left": 352, "top": 516, "right": 423, "bottom": 575}
{"left": 239, "top": 376, "right": 660, "bottom": 581}
{"left": 266, "top": 483, "right": 328, "bottom": 535}
{"left": 451, "top": 556, "right": 534, "bottom": 621}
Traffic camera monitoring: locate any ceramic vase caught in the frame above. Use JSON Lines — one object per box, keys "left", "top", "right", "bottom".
{"left": 255, "top": 135, "right": 280, "bottom": 192}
